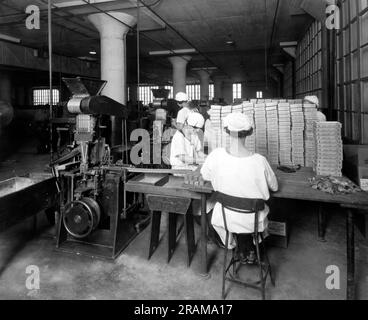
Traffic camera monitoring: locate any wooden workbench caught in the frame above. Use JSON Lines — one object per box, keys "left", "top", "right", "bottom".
{"left": 125, "top": 167, "right": 368, "bottom": 300}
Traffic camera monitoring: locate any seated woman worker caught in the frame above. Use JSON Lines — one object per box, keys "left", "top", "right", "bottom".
{"left": 170, "top": 112, "right": 206, "bottom": 171}
{"left": 200, "top": 113, "right": 278, "bottom": 264}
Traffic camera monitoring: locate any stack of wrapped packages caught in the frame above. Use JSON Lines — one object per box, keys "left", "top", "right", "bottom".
{"left": 232, "top": 103, "right": 243, "bottom": 114}
{"left": 303, "top": 103, "right": 318, "bottom": 167}
{"left": 266, "top": 102, "right": 279, "bottom": 165}
{"left": 290, "top": 103, "right": 305, "bottom": 166}
{"left": 242, "top": 102, "right": 256, "bottom": 153}
{"left": 278, "top": 102, "right": 292, "bottom": 165}
{"left": 254, "top": 103, "right": 268, "bottom": 157}
{"left": 208, "top": 105, "right": 222, "bottom": 150}
{"left": 221, "top": 105, "right": 232, "bottom": 149}
{"left": 313, "top": 121, "right": 343, "bottom": 177}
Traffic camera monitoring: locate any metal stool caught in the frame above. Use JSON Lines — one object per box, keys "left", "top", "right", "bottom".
{"left": 214, "top": 191, "right": 275, "bottom": 300}
{"left": 146, "top": 194, "right": 196, "bottom": 266}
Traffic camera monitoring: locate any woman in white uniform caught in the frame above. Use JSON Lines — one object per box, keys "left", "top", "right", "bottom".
{"left": 174, "top": 92, "right": 199, "bottom": 132}
{"left": 304, "top": 95, "right": 326, "bottom": 121}
{"left": 200, "top": 113, "right": 278, "bottom": 263}
{"left": 170, "top": 112, "right": 205, "bottom": 171}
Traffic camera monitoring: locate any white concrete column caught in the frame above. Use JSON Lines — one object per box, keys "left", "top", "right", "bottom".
{"left": 0, "top": 72, "right": 12, "bottom": 103}
{"left": 88, "top": 12, "right": 136, "bottom": 146}
{"left": 168, "top": 56, "right": 191, "bottom": 96}
{"left": 213, "top": 76, "right": 224, "bottom": 101}
{"left": 197, "top": 69, "right": 210, "bottom": 101}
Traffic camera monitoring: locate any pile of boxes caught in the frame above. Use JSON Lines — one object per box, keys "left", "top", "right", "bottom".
{"left": 313, "top": 121, "right": 343, "bottom": 177}
{"left": 207, "top": 100, "right": 346, "bottom": 177}
{"left": 254, "top": 103, "right": 268, "bottom": 157}
{"left": 242, "top": 102, "right": 256, "bottom": 153}
{"left": 303, "top": 103, "right": 318, "bottom": 167}
{"left": 278, "top": 102, "right": 292, "bottom": 165}
{"left": 290, "top": 103, "right": 305, "bottom": 166}
{"left": 266, "top": 102, "right": 279, "bottom": 165}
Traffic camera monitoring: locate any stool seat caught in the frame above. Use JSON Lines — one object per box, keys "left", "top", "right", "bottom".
{"left": 146, "top": 194, "right": 196, "bottom": 266}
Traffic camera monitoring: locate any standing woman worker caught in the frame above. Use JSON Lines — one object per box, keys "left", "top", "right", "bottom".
{"left": 200, "top": 113, "right": 278, "bottom": 263}
{"left": 174, "top": 92, "right": 199, "bottom": 131}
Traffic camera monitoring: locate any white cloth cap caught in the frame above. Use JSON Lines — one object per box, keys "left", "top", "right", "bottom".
{"left": 175, "top": 92, "right": 188, "bottom": 102}
{"left": 187, "top": 112, "right": 205, "bottom": 128}
{"left": 224, "top": 113, "right": 253, "bottom": 132}
{"left": 304, "top": 95, "right": 319, "bottom": 107}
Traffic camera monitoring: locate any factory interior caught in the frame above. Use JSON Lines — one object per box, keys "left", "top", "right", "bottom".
{"left": 0, "top": 0, "right": 368, "bottom": 301}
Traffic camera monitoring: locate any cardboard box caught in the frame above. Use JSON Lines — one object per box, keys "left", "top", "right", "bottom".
{"left": 343, "top": 144, "right": 368, "bottom": 166}
{"left": 343, "top": 144, "right": 368, "bottom": 189}
{"left": 268, "top": 220, "right": 287, "bottom": 236}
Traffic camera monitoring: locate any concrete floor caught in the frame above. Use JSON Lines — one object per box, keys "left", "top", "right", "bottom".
{"left": 0, "top": 144, "right": 367, "bottom": 300}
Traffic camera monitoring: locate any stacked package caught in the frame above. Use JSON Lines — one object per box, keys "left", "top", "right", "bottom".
{"left": 232, "top": 104, "right": 243, "bottom": 113}
{"left": 290, "top": 104, "right": 305, "bottom": 166}
{"left": 278, "top": 102, "right": 292, "bottom": 165}
{"left": 313, "top": 121, "right": 343, "bottom": 177}
{"left": 242, "top": 102, "right": 256, "bottom": 153}
{"left": 209, "top": 105, "right": 222, "bottom": 129}
{"left": 221, "top": 105, "right": 232, "bottom": 149}
{"left": 254, "top": 103, "right": 268, "bottom": 157}
{"left": 209, "top": 105, "right": 222, "bottom": 149}
{"left": 303, "top": 103, "right": 318, "bottom": 167}
{"left": 265, "top": 102, "right": 279, "bottom": 165}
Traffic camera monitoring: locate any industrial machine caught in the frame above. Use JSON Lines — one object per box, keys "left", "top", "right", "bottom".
{"left": 53, "top": 77, "right": 148, "bottom": 259}
{"left": 151, "top": 88, "right": 179, "bottom": 125}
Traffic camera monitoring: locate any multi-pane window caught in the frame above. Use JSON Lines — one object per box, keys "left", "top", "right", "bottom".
{"left": 186, "top": 84, "right": 201, "bottom": 100}
{"left": 209, "top": 84, "right": 214, "bottom": 100}
{"left": 256, "top": 91, "right": 263, "bottom": 99}
{"left": 295, "top": 20, "right": 323, "bottom": 103}
{"left": 33, "top": 88, "right": 60, "bottom": 106}
{"left": 335, "top": 0, "right": 368, "bottom": 143}
{"left": 138, "top": 85, "right": 158, "bottom": 105}
{"left": 232, "top": 83, "right": 242, "bottom": 100}
{"left": 164, "top": 86, "right": 173, "bottom": 99}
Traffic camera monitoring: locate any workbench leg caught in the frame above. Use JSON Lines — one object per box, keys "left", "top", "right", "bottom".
{"left": 318, "top": 206, "right": 326, "bottom": 242}
{"left": 199, "top": 194, "right": 210, "bottom": 278}
{"left": 185, "top": 213, "right": 195, "bottom": 267}
{"left": 148, "top": 211, "right": 161, "bottom": 260}
{"left": 168, "top": 213, "right": 177, "bottom": 263}
{"left": 346, "top": 209, "right": 355, "bottom": 300}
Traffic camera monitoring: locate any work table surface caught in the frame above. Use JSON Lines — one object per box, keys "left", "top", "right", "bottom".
{"left": 125, "top": 167, "right": 368, "bottom": 208}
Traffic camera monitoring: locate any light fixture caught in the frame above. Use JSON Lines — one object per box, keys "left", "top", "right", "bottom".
{"left": 149, "top": 48, "right": 196, "bottom": 55}
{"left": 191, "top": 67, "right": 218, "bottom": 71}
{"left": 89, "top": 50, "right": 97, "bottom": 55}
{"left": 0, "top": 33, "right": 21, "bottom": 43}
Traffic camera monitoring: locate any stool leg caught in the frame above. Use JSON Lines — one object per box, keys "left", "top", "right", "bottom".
{"left": 168, "top": 213, "right": 177, "bottom": 263}
{"left": 261, "top": 236, "right": 275, "bottom": 287}
{"left": 148, "top": 211, "right": 161, "bottom": 259}
{"left": 184, "top": 213, "right": 195, "bottom": 267}
{"left": 254, "top": 234, "right": 265, "bottom": 300}
{"left": 222, "top": 231, "right": 229, "bottom": 299}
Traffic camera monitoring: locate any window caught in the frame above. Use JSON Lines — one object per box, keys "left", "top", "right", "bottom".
{"left": 232, "top": 83, "right": 242, "bottom": 100}
{"left": 256, "top": 91, "right": 263, "bottom": 99}
{"left": 164, "top": 86, "right": 173, "bottom": 99}
{"left": 186, "top": 84, "right": 201, "bottom": 100}
{"left": 33, "top": 88, "right": 60, "bottom": 106}
{"left": 138, "top": 85, "right": 158, "bottom": 105}
{"left": 209, "top": 84, "right": 214, "bottom": 100}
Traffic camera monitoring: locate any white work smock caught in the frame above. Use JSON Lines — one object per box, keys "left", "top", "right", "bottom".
{"left": 201, "top": 148, "right": 278, "bottom": 248}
